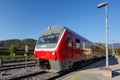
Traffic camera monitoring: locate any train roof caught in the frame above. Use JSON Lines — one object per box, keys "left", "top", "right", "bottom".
{"left": 41, "top": 26, "right": 101, "bottom": 47}
{"left": 64, "top": 27, "right": 94, "bottom": 44}
{"left": 65, "top": 27, "right": 102, "bottom": 47}
{"left": 40, "top": 26, "right": 65, "bottom": 36}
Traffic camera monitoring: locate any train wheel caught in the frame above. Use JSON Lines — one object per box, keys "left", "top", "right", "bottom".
{"left": 43, "top": 65, "right": 47, "bottom": 70}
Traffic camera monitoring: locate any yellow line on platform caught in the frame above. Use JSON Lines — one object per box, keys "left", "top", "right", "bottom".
{"left": 70, "top": 69, "right": 90, "bottom": 80}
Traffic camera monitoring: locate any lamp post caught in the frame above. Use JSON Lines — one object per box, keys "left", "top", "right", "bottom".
{"left": 25, "top": 45, "right": 28, "bottom": 70}
{"left": 97, "top": 2, "right": 109, "bottom": 67}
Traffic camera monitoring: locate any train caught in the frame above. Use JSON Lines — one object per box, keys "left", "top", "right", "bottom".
{"left": 34, "top": 26, "right": 105, "bottom": 72}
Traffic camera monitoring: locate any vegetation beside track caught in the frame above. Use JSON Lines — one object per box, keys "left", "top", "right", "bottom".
{"left": 0, "top": 54, "right": 34, "bottom": 60}
{"left": 0, "top": 39, "right": 36, "bottom": 60}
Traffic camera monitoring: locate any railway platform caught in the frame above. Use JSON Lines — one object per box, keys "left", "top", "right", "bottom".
{"left": 57, "top": 56, "right": 120, "bottom": 80}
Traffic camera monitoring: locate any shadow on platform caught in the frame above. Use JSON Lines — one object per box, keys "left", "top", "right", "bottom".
{"left": 109, "top": 57, "right": 119, "bottom": 65}
{"left": 112, "top": 69, "right": 120, "bottom": 77}
{"left": 80, "top": 56, "right": 119, "bottom": 71}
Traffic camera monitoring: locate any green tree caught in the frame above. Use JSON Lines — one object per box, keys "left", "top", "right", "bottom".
{"left": 116, "top": 48, "right": 120, "bottom": 56}
{"left": 97, "top": 43, "right": 105, "bottom": 55}
{"left": 9, "top": 45, "right": 17, "bottom": 57}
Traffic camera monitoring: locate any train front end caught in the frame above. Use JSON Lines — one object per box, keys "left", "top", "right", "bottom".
{"left": 34, "top": 26, "right": 65, "bottom": 72}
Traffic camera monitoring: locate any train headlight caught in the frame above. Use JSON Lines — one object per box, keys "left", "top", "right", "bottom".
{"left": 52, "top": 52, "right": 55, "bottom": 56}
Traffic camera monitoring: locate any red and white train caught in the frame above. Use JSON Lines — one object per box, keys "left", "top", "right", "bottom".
{"left": 34, "top": 26, "right": 105, "bottom": 72}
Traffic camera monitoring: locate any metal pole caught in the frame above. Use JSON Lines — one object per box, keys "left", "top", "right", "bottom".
{"left": 25, "top": 45, "right": 28, "bottom": 71}
{"left": 25, "top": 51, "right": 27, "bottom": 69}
{"left": 97, "top": 2, "right": 109, "bottom": 67}
{"left": 105, "top": 5, "right": 109, "bottom": 67}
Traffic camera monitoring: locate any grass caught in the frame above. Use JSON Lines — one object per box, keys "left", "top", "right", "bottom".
{"left": 0, "top": 54, "right": 34, "bottom": 60}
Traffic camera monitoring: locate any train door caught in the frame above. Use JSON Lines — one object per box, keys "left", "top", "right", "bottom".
{"left": 67, "top": 37, "right": 73, "bottom": 59}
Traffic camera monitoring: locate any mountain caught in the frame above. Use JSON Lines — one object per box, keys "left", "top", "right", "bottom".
{"left": 0, "top": 39, "right": 120, "bottom": 49}
{"left": 93, "top": 42, "right": 120, "bottom": 49}
{"left": 0, "top": 39, "right": 37, "bottom": 50}
{"left": 109, "top": 43, "right": 120, "bottom": 49}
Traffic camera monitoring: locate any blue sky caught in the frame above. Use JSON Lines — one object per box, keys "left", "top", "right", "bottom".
{"left": 0, "top": 0, "right": 120, "bottom": 43}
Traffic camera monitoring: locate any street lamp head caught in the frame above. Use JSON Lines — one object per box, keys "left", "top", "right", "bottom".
{"left": 97, "top": 2, "right": 108, "bottom": 8}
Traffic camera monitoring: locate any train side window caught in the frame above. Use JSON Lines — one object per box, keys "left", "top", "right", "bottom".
{"left": 86, "top": 42, "right": 89, "bottom": 48}
{"left": 75, "top": 39, "right": 80, "bottom": 49}
{"left": 68, "top": 38, "right": 72, "bottom": 47}
{"left": 88, "top": 43, "right": 90, "bottom": 48}
{"left": 82, "top": 42, "right": 86, "bottom": 49}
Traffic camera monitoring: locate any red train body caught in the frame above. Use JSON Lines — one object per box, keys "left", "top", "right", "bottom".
{"left": 34, "top": 26, "right": 104, "bottom": 72}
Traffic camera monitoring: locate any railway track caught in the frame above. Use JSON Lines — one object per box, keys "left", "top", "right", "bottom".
{"left": 0, "top": 59, "right": 40, "bottom": 80}
{"left": 0, "top": 58, "right": 105, "bottom": 80}
{"left": 11, "top": 70, "right": 47, "bottom": 80}
{"left": 22, "top": 57, "right": 105, "bottom": 80}
{"left": 0, "top": 59, "right": 36, "bottom": 71}
{"left": 12, "top": 71, "right": 60, "bottom": 80}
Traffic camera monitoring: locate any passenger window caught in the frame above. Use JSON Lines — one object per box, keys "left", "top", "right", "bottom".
{"left": 68, "top": 38, "right": 72, "bottom": 47}
{"left": 82, "top": 42, "right": 86, "bottom": 49}
{"left": 75, "top": 39, "right": 80, "bottom": 49}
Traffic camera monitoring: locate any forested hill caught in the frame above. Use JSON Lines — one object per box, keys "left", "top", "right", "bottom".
{"left": 109, "top": 43, "right": 120, "bottom": 49}
{"left": 1, "top": 39, "right": 120, "bottom": 50}
{"left": 0, "top": 39, "right": 36, "bottom": 50}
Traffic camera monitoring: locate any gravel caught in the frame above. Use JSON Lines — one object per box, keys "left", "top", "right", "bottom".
{"left": 0, "top": 67, "right": 42, "bottom": 80}
{"left": 25, "top": 72, "right": 59, "bottom": 80}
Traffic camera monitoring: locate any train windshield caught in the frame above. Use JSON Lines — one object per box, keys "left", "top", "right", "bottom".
{"left": 37, "top": 33, "right": 60, "bottom": 44}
